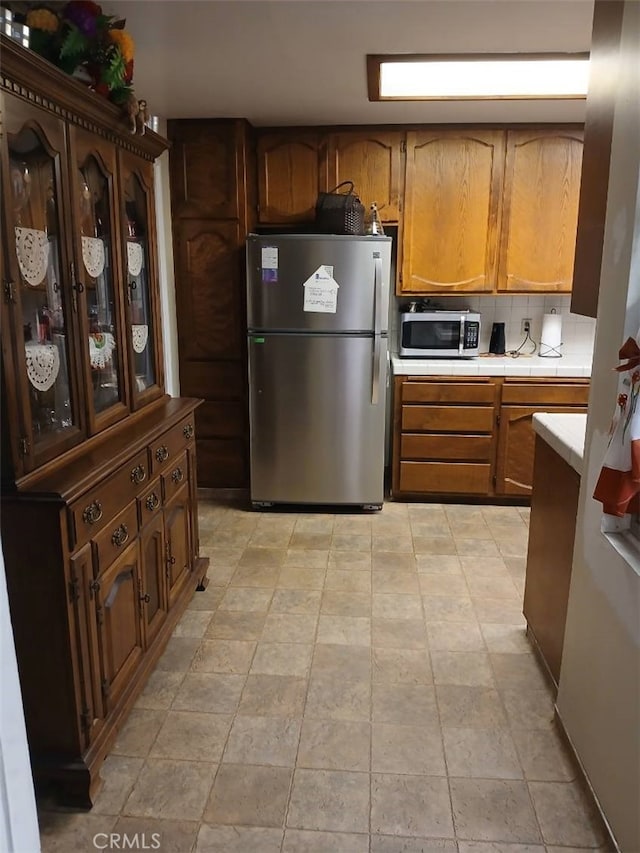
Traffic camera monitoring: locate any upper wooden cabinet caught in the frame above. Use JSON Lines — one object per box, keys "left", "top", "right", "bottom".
{"left": 498, "top": 129, "right": 584, "bottom": 293}
{"left": 400, "top": 130, "right": 505, "bottom": 295}
{"left": 257, "top": 132, "right": 322, "bottom": 223}
{"left": 325, "top": 131, "right": 403, "bottom": 222}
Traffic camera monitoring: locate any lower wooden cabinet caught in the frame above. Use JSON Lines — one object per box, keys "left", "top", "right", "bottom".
{"left": 392, "top": 375, "right": 589, "bottom": 499}
{"left": 1, "top": 398, "right": 208, "bottom": 807}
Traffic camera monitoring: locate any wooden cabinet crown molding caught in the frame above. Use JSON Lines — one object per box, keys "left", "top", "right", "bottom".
{"left": 0, "top": 34, "right": 169, "bottom": 161}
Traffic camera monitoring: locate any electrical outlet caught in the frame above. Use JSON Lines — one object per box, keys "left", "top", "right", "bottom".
{"left": 522, "top": 318, "right": 531, "bottom": 334}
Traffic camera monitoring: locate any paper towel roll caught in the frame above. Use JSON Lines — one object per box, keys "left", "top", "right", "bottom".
{"left": 539, "top": 311, "right": 563, "bottom": 357}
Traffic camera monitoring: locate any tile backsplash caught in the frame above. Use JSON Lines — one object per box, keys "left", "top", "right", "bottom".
{"left": 391, "top": 294, "right": 596, "bottom": 358}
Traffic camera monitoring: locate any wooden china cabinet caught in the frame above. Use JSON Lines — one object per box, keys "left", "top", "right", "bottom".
{"left": 0, "top": 36, "right": 208, "bottom": 807}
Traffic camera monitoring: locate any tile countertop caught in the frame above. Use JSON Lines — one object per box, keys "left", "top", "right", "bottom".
{"left": 532, "top": 412, "right": 588, "bottom": 476}
{"left": 391, "top": 354, "right": 592, "bottom": 378}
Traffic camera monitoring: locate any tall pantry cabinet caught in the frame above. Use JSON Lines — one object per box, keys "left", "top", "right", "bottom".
{"left": 0, "top": 36, "right": 208, "bottom": 806}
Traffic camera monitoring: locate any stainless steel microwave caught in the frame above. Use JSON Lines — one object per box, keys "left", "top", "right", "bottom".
{"left": 399, "top": 311, "right": 481, "bottom": 357}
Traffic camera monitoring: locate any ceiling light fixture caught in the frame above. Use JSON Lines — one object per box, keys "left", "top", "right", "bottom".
{"left": 367, "top": 54, "right": 590, "bottom": 101}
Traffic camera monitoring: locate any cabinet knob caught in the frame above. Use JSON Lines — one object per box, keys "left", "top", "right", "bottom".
{"left": 82, "top": 500, "right": 103, "bottom": 525}
{"left": 155, "top": 445, "right": 169, "bottom": 463}
{"left": 140, "top": 592, "right": 151, "bottom": 604}
{"left": 111, "top": 524, "right": 129, "bottom": 547}
{"left": 171, "top": 467, "right": 184, "bottom": 484}
{"left": 130, "top": 464, "right": 146, "bottom": 485}
{"left": 145, "top": 492, "right": 160, "bottom": 512}
{"left": 183, "top": 423, "right": 194, "bottom": 439}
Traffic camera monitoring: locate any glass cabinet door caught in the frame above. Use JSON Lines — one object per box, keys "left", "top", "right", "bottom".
{"left": 1, "top": 98, "right": 83, "bottom": 470}
{"left": 119, "top": 151, "right": 163, "bottom": 407}
{"left": 69, "top": 128, "right": 128, "bottom": 432}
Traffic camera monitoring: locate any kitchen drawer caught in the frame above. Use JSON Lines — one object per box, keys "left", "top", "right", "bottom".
{"left": 70, "top": 449, "right": 149, "bottom": 549}
{"left": 402, "top": 381, "right": 496, "bottom": 405}
{"left": 501, "top": 382, "right": 589, "bottom": 406}
{"left": 162, "top": 451, "right": 189, "bottom": 504}
{"left": 400, "top": 461, "right": 491, "bottom": 494}
{"left": 137, "top": 477, "right": 162, "bottom": 527}
{"left": 92, "top": 500, "right": 139, "bottom": 575}
{"left": 402, "top": 405, "right": 494, "bottom": 433}
{"left": 401, "top": 433, "right": 493, "bottom": 461}
{"left": 149, "top": 415, "right": 196, "bottom": 475}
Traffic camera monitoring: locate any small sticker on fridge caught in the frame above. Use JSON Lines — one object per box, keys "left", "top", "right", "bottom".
{"left": 303, "top": 265, "right": 339, "bottom": 313}
{"left": 261, "top": 246, "right": 278, "bottom": 283}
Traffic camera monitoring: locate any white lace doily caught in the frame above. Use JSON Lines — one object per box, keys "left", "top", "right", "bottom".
{"left": 127, "top": 241, "right": 143, "bottom": 277}
{"left": 15, "top": 227, "right": 50, "bottom": 287}
{"left": 131, "top": 324, "right": 148, "bottom": 354}
{"left": 81, "top": 236, "right": 106, "bottom": 278}
{"left": 25, "top": 342, "right": 60, "bottom": 391}
{"left": 89, "top": 332, "right": 116, "bottom": 369}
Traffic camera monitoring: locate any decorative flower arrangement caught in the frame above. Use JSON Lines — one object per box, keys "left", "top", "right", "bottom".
{"left": 19, "top": 1, "right": 136, "bottom": 106}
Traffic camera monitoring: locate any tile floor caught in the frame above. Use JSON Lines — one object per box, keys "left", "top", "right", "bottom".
{"left": 38, "top": 501, "right": 612, "bottom": 853}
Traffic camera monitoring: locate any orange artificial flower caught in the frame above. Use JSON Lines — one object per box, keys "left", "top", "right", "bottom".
{"left": 108, "top": 28, "right": 134, "bottom": 63}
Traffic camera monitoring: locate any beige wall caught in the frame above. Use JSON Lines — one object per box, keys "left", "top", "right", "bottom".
{"left": 557, "top": 2, "right": 640, "bottom": 850}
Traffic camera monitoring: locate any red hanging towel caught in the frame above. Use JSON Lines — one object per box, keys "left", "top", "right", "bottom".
{"left": 593, "top": 337, "right": 640, "bottom": 517}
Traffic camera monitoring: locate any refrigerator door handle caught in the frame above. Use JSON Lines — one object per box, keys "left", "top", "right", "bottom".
{"left": 372, "top": 252, "right": 383, "bottom": 405}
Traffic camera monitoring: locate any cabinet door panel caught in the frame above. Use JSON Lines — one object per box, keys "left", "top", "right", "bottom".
{"left": 257, "top": 133, "right": 321, "bottom": 223}
{"left": 140, "top": 514, "right": 167, "bottom": 648}
{"left": 498, "top": 130, "right": 583, "bottom": 292}
{"left": 326, "top": 132, "right": 403, "bottom": 221}
{"left": 165, "top": 484, "right": 192, "bottom": 609}
{"left": 401, "top": 130, "right": 505, "bottom": 294}
{"left": 94, "top": 540, "right": 143, "bottom": 710}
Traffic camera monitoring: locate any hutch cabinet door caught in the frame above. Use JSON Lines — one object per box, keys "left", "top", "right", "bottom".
{"left": 68, "top": 126, "right": 130, "bottom": 434}
{"left": 139, "top": 513, "right": 168, "bottom": 648}
{"left": 401, "top": 130, "right": 505, "bottom": 295}
{"left": 0, "top": 94, "right": 85, "bottom": 473}
{"left": 164, "top": 483, "right": 192, "bottom": 610}
{"left": 257, "top": 132, "right": 322, "bottom": 223}
{"left": 92, "top": 539, "right": 144, "bottom": 711}
{"left": 497, "top": 129, "right": 584, "bottom": 293}
{"left": 117, "top": 150, "right": 164, "bottom": 409}
{"left": 325, "top": 131, "right": 404, "bottom": 222}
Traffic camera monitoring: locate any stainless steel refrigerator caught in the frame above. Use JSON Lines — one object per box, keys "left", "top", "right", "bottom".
{"left": 246, "top": 233, "right": 392, "bottom": 509}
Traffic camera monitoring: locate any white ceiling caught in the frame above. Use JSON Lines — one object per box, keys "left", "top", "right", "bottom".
{"left": 108, "top": 0, "right": 595, "bottom": 126}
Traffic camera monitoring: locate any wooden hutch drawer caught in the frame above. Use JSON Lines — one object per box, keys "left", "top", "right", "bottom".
{"left": 162, "top": 451, "right": 189, "bottom": 504}
{"left": 402, "top": 381, "right": 495, "bottom": 405}
{"left": 137, "top": 477, "right": 162, "bottom": 526}
{"left": 402, "top": 405, "right": 494, "bottom": 433}
{"left": 70, "top": 449, "right": 149, "bottom": 549}
{"left": 401, "top": 433, "right": 494, "bottom": 461}
{"left": 501, "top": 382, "right": 590, "bottom": 406}
{"left": 400, "top": 460, "right": 491, "bottom": 494}
{"left": 92, "top": 501, "right": 139, "bottom": 575}
{"left": 149, "top": 415, "right": 196, "bottom": 474}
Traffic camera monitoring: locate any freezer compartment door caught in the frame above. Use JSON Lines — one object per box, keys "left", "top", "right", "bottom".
{"left": 246, "top": 234, "right": 391, "bottom": 333}
{"left": 248, "top": 333, "right": 387, "bottom": 505}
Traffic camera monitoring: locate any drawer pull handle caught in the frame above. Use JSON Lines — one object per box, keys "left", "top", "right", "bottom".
{"left": 183, "top": 423, "right": 194, "bottom": 439}
{"left": 145, "top": 492, "right": 160, "bottom": 512}
{"left": 155, "top": 445, "right": 169, "bottom": 463}
{"left": 140, "top": 592, "right": 151, "bottom": 604}
{"left": 111, "top": 524, "right": 129, "bottom": 547}
{"left": 130, "top": 464, "right": 146, "bottom": 485}
{"left": 171, "top": 467, "right": 184, "bottom": 484}
{"left": 82, "top": 501, "right": 103, "bottom": 525}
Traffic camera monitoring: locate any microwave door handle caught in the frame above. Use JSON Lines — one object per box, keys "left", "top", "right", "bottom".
{"left": 459, "top": 315, "right": 465, "bottom": 356}
{"left": 371, "top": 252, "right": 383, "bottom": 405}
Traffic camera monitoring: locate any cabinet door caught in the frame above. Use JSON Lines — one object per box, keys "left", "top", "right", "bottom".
{"left": 257, "top": 133, "right": 321, "bottom": 223}
{"left": 401, "top": 130, "right": 505, "bottom": 294}
{"left": 0, "top": 93, "right": 85, "bottom": 473}
{"left": 117, "top": 150, "right": 164, "bottom": 408}
{"left": 326, "top": 131, "right": 403, "bottom": 222}
{"left": 68, "top": 127, "right": 129, "bottom": 434}
{"left": 92, "top": 539, "right": 143, "bottom": 711}
{"left": 139, "top": 513, "right": 168, "bottom": 647}
{"left": 496, "top": 404, "right": 587, "bottom": 495}
{"left": 498, "top": 129, "right": 584, "bottom": 293}
{"left": 164, "top": 484, "right": 192, "bottom": 609}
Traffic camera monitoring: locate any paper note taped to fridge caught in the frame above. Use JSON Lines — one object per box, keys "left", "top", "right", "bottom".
{"left": 303, "top": 266, "right": 339, "bottom": 313}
